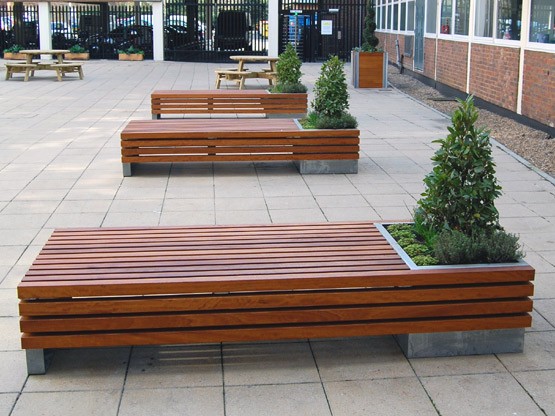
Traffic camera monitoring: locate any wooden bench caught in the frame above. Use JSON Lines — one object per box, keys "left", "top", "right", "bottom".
{"left": 120, "top": 118, "right": 359, "bottom": 176}
{"left": 49, "top": 63, "right": 84, "bottom": 81}
{"left": 18, "top": 222, "right": 534, "bottom": 374}
{"left": 151, "top": 90, "right": 308, "bottom": 119}
{"left": 5, "top": 63, "right": 37, "bottom": 82}
{"left": 215, "top": 69, "right": 257, "bottom": 89}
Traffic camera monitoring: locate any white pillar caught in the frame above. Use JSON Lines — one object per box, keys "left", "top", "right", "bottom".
{"left": 152, "top": 1, "right": 164, "bottom": 61}
{"left": 268, "top": 0, "right": 279, "bottom": 56}
{"left": 38, "top": 2, "right": 52, "bottom": 52}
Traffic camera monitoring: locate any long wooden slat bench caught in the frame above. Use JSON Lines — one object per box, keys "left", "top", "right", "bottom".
{"left": 151, "top": 90, "right": 308, "bottom": 119}
{"left": 18, "top": 221, "right": 534, "bottom": 374}
{"left": 120, "top": 118, "right": 360, "bottom": 176}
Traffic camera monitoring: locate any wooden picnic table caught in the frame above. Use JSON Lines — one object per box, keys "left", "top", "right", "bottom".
{"left": 6, "top": 49, "right": 84, "bottom": 82}
{"left": 215, "top": 55, "right": 279, "bottom": 89}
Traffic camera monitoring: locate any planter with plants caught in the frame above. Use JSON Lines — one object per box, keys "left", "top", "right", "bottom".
{"left": 366, "top": 96, "right": 535, "bottom": 357}
{"left": 351, "top": 0, "right": 387, "bottom": 88}
{"left": 118, "top": 46, "right": 144, "bottom": 61}
{"left": 65, "top": 45, "right": 89, "bottom": 60}
{"left": 3, "top": 45, "right": 26, "bottom": 60}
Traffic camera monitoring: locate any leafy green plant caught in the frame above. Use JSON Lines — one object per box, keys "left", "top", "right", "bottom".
{"left": 434, "top": 229, "right": 523, "bottom": 264}
{"left": 416, "top": 96, "right": 502, "bottom": 235}
{"left": 309, "top": 112, "right": 358, "bottom": 129}
{"left": 69, "top": 44, "right": 87, "bottom": 53}
{"left": 361, "top": 0, "right": 379, "bottom": 52}
{"left": 118, "top": 46, "right": 144, "bottom": 55}
{"left": 3, "top": 44, "right": 23, "bottom": 53}
{"left": 312, "top": 55, "right": 350, "bottom": 118}
{"left": 272, "top": 43, "right": 307, "bottom": 93}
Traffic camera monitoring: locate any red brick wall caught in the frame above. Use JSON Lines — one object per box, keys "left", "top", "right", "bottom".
{"left": 469, "top": 44, "right": 519, "bottom": 112}
{"left": 521, "top": 50, "right": 555, "bottom": 127}
{"left": 436, "top": 39, "right": 468, "bottom": 91}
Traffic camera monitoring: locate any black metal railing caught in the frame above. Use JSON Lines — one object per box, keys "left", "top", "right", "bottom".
{"left": 0, "top": 3, "right": 39, "bottom": 54}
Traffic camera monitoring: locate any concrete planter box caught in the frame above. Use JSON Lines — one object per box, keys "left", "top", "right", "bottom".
{"left": 351, "top": 50, "right": 388, "bottom": 88}
{"left": 119, "top": 53, "right": 144, "bottom": 61}
{"left": 375, "top": 222, "right": 535, "bottom": 357}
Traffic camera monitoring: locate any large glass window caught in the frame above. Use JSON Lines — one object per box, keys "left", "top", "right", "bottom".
{"left": 454, "top": 0, "right": 470, "bottom": 35}
{"left": 400, "top": 2, "right": 406, "bottom": 31}
{"left": 529, "top": 0, "right": 554, "bottom": 43}
{"left": 441, "top": 0, "right": 452, "bottom": 33}
{"left": 426, "top": 0, "right": 437, "bottom": 33}
{"left": 475, "top": 0, "right": 494, "bottom": 37}
{"left": 387, "top": 4, "right": 392, "bottom": 29}
{"left": 407, "top": 0, "right": 415, "bottom": 31}
{"left": 497, "top": 0, "right": 522, "bottom": 40}
{"left": 393, "top": 3, "right": 399, "bottom": 30}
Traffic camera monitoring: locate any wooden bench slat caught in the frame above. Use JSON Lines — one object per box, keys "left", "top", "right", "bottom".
{"left": 19, "top": 283, "right": 534, "bottom": 316}
{"left": 20, "top": 315, "right": 532, "bottom": 349}
{"left": 21, "top": 300, "right": 533, "bottom": 333}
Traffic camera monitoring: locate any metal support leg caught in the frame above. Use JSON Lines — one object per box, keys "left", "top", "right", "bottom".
{"left": 26, "top": 349, "right": 52, "bottom": 375}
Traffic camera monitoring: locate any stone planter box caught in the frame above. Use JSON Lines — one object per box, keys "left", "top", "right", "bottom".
{"left": 375, "top": 222, "right": 535, "bottom": 357}
{"left": 118, "top": 53, "right": 144, "bottom": 61}
{"left": 64, "top": 52, "right": 89, "bottom": 60}
{"left": 3, "top": 52, "right": 27, "bottom": 60}
{"left": 351, "top": 51, "right": 388, "bottom": 88}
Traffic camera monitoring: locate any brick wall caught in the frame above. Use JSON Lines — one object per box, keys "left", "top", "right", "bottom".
{"left": 436, "top": 39, "right": 468, "bottom": 91}
{"left": 469, "top": 44, "right": 519, "bottom": 112}
{"left": 521, "top": 50, "right": 555, "bottom": 128}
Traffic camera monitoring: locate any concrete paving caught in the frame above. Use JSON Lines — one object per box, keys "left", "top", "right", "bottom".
{"left": 1, "top": 59, "right": 554, "bottom": 416}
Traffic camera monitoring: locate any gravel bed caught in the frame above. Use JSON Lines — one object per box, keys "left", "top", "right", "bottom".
{"left": 387, "top": 68, "right": 555, "bottom": 179}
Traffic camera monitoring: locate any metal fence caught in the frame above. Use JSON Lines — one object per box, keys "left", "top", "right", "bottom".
{"left": 0, "top": 3, "right": 39, "bottom": 53}
{"left": 164, "top": 0, "right": 268, "bottom": 62}
{"left": 279, "top": 0, "right": 365, "bottom": 61}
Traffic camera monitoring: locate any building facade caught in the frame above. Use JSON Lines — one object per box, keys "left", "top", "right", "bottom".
{"left": 375, "top": 0, "right": 554, "bottom": 129}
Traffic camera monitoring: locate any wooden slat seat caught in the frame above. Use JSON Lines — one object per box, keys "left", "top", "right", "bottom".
{"left": 215, "top": 69, "right": 256, "bottom": 89}
{"left": 49, "top": 63, "right": 84, "bottom": 81}
{"left": 18, "top": 221, "right": 534, "bottom": 374}
{"left": 5, "top": 63, "right": 37, "bottom": 81}
{"left": 120, "top": 118, "right": 360, "bottom": 176}
{"left": 151, "top": 89, "right": 308, "bottom": 119}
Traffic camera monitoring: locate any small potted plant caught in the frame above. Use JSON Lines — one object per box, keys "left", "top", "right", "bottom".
{"left": 118, "top": 46, "right": 144, "bottom": 61}
{"left": 351, "top": 0, "right": 387, "bottom": 88}
{"left": 303, "top": 55, "right": 358, "bottom": 129}
{"left": 3, "top": 45, "right": 26, "bottom": 60}
{"left": 383, "top": 96, "right": 523, "bottom": 267}
{"left": 271, "top": 43, "right": 307, "bottom": 94}
{"left": 65, "top": 45, "right": 89, "bottom": 60}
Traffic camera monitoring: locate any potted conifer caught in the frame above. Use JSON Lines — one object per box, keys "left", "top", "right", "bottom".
{"left": 351, "top": 0, "right": 387, "bottom": 88}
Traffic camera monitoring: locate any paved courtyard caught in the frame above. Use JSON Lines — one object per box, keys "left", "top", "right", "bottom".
{"left": 0, "top": 59, "right": 554, "bottom": 415}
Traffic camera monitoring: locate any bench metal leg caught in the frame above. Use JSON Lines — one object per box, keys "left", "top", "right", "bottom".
{"left": 26, "top": 349, "right": 52, "bottom": 375}
{"left": 122, "top": 163, "right": 133, "bottom": 177}
{"left": 152, "top": 114, "right": 161, "bottom": 120}
{"left": 395, "top": 328, "right": 525, "bottom": 358}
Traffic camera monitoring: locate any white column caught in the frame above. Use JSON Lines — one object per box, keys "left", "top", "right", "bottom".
{"left": 152, "top": 1, "right": 164, "bottom": 61}
{"left": 516, "top": 0, "right": 532, "bottom": 114}
{"left": 38, "top": 2, "right": 52, "bottom": 52}
{"left": 268, "top": 0, "right": 279, "bottom": 56}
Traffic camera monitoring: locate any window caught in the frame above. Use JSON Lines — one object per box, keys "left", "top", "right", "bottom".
{"left": 497, "top": 0, "right": 522, "bottom": 40}
{"left": 407, "top": 0, "right": 415, "bottom": 31}
{"left": 475, "top": 0, "right": 494, "bottom": 37}
{"left": 426, "top": 0, "right": 437, "bottom": 33}
{"left": 454, "top": 0, "right": 470, "bottom": 35}
{"left": 387, "top": 4, "right": 392, "bottom": 29}
{"left": 441, "top": 0, "right": 452, "bottom": 34}
{"left": 393, "top": 3, "right": 399, "bottom": 30}
{"left": 440, "top": 0, "right": 470, "bottom": 35}
{"left": 529, "top": 0, "right": 554, "bottom": 43}
{"left": 377, "top": 6, "right": 382, "bottom": 30}
{"left": 400, "top": 2, "right": 406, "bottom": 31}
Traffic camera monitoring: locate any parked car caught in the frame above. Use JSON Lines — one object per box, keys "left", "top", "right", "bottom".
{"left": 214, "top": 11, "right": 252, "bottom": 51}
{"left": 165, "top": 14, "right": 205, "bottom": 41}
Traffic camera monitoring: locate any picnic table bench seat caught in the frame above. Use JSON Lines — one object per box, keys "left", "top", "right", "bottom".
{"left": 18, "top": 221, "right": 534, "bottom": 374}
{"left": 120, "top": 118, "right": 359, "bottom": 176}
{"left": 151, "top": 90, "right": 308, "bottom": 119}
{"left": 5, "top": 62, "right": 37, "bottom": 81}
